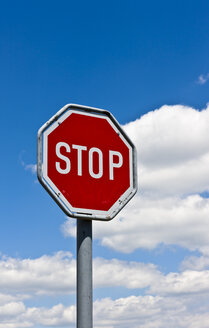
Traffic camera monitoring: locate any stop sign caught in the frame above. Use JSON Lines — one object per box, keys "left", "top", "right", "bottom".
{"left": 37, "top": 104, "right": 137, "bottom": 220}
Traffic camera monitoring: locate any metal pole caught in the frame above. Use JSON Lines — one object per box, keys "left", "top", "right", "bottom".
{"left": 77, "top": 219, "right": 93, "bottom": 328}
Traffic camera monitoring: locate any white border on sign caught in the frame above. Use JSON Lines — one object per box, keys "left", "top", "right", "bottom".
{"left": 42, "top": 110, "right": 134, "bottom": 219}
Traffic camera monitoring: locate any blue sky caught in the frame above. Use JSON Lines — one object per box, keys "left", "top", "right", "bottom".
{"left": 1, "top": 0, "right": 209, "bottom": 327}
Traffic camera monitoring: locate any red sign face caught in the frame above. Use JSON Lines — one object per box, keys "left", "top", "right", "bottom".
{"left": 38, "top": 104, "right": 137, "bottom": 220}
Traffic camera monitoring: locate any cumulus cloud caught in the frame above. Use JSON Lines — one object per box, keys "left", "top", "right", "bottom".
{"left": 94, "top": 294, "right": 209, "bottom": 328}
{"left": 0, "top": 293, "right": 28, "bottom": 305}
{"left": 1, "top": 251, "right": 209, "bottom": 327}
{"left": 63, "top": 189, "right": 209, "bottom": 255}
{"left": 181, "top": 254, "right": 209, "bottom": 271}
{"left": 2, "top": 294, "right": 209, "bottom": 328}
{"left": 149, "top": 269, "right": 209, "bottom": 296}
{"left": 0, "top": 302, "right": 75, "bottom": 328}
{"left": 22, "top": 303, "right": 75, "bottom": 327}
{"left": 0, "top": 252, "right": 76, "bottom": 295}
{"left": 3, "top": 251, "right": 209, "bottom": 299}
{"left": 92, "top": 194, "right": 209, "bottom": 253}
{"left": 124, "top": 104, "right": 209, "bottom": 196}
{"left": 0, "top": 252, "right": 161, "bottom": 295}
{"left": 94, "top": 258, "right": 161, "bottom": 289}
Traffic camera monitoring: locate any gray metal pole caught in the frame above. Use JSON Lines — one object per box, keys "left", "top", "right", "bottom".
{"left": 77, "top": 219, "right": 93, "bottom": 328}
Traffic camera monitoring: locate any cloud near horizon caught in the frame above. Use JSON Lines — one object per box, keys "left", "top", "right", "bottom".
{"left": 2, "top": 294, "right": 209, "bottom": 328}
{"left": 1, "top": 251, "right": 209, "bottom": 327}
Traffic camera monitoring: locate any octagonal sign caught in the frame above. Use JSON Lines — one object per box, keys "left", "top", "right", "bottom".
{"left": 37, "top": 104, "right": 137, "bottom": 220}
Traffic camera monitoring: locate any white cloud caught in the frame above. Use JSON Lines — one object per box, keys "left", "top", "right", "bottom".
{"left": 0, "top": 293, "right": 28, "bottom": 306}
{"left": 0, "top": 252, "right": 161, "bottom": 294}
{"left": 24, "top": 164, "right": 37, "bottom": 174}
{"left": 63, "top": 193, "right": 209, "bottom": 253}
{"left": 0, "top": 302, "right": 75, "bottom": 328}
{"left": 1, "top": 293, "right": 209, "bottom": 328}
{"left": 124, "top": 104, "right": 209, "bottom": 196}
{"left": 0, "top": 301, "right": 28, "bottom": 328}
{"left": 94, "top": 258, "right": 161, "bottom": 289}
{"left": 3, "top": 251, "right": 209, "bottom": 299}
{"left": 197, "top": 73, "right": 209, "bottom": 85}
{"left": 22, "top": 303, "right": 75, "bottom": 327}
{"left": 94, "top": 294, "right": 209, "bottom": 328}
{"left": 149, "top": 269, "right": 209, "bottom": 296}
{"left": 1, "top": 294, "right": 207, "bottom": 328}
{"left": 0, "top": 302, "right": 25, "bottom": 318}
{"left": 61, "top": 219, "right": 76, "bottom": 238}
{"left": 92, "top": 194, "right": 209, "bottom": 253}
{"left": 181, "top": 254, "right": 209, "bottom": 271}
{"left": 0, "top": 252, "right": 76, "bottom": 295}
{"left": 1, "top": 252, "right": 209, "bottom": 327}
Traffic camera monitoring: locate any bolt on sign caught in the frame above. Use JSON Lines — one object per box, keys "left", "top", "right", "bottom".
{"left": 37, "top": 104, "right": 137, "bottom": 220}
